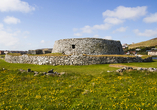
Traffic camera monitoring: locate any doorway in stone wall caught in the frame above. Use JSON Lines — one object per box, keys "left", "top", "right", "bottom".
{"left": 72, "top": 45, "right": 75, "bottom": 49}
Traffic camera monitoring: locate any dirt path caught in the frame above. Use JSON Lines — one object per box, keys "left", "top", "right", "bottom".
{"left": 109, "top": 64, "right": 139, "bottom": 68}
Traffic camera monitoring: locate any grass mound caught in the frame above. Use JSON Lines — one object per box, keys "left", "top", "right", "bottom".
{"left": 129, "top": 37, "right": 157, "bottom": 49}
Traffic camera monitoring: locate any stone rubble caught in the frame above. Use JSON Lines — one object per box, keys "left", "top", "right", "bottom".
{"left": 108, "top": 67, "right": 157, "bottom": 73}
{"left": 5, "top": 55, "right": 152, "bottom": 66}
{"left": 17, "top": 68, "right": 65, "bottom": 76}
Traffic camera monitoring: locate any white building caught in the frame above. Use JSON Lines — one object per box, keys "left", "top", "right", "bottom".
{"left": 148, "top": 50, "right": 157, "bottom": 56}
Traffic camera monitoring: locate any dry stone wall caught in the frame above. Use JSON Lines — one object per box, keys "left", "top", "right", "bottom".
{"left": 52, "top": 38, "right": 124, "bottom": 55}
{"left": 5, "top": 55, "right": 152, "bottom": 66}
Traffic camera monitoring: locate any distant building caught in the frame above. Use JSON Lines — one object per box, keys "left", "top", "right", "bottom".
{"left": 148, "top": 50, "right": 157, "bottom": 56}
{"left": 151, "top": 48, "right": 157, "bottom": 50}
{"left": 122, "top": 43, "right": 128, "bottom": 49}
{"left": 3, "top": 50, "right": 27, "bottom": 55}
{"left": 28, "top": 48, "right": 52, "bottom": 54}
{"left": 125, "top": 51, "right": 136, "bottom": 55}
{"left": 135, "top": 48, "right": 141, "bottom": 51}
{"left": 0, "top": 51, "right": 4, "bottom": 55}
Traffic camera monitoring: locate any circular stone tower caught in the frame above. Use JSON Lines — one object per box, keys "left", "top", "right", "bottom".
{"left": 52, "top": 38, "right": 124, "bottom": 55}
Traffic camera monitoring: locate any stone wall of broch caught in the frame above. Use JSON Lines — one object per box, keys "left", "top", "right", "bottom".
{"left": 5, "top": 55, "right": 152, "bottom": 66}
{"left": 52, "top": 38, "right": 124, "bottom": 55}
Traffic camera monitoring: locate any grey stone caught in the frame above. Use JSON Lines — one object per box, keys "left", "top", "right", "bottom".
{"left": 34, "top": 71, "right": 39, "bottom": 74}
{"left": 46, "top": 73, "right": 56, "bottom": 76}
{"left": 60, "top": 72, "right": 65, "bottom": 75}
{"left": 48, "top": 69, "right": 54, "bottom": 73}
{"left": 27, "top": 69, "right": 31, "bottom": 72}
{"left": 34, "top": 74, "right": 39, "bottom": 76}
{"left": 116, "top": 69, "right": 123, "bottom": 73}
{"left": 19, "top": 69, "right": 26, "bottom": 72}
{"left": 137, "top": 67, "right": 143, "bottom": 71}
{"left": 5, "top": 54, "right": 153, "bottom": 66}
{"left": 43, "top": 72, "right": 47, "bottom": 75}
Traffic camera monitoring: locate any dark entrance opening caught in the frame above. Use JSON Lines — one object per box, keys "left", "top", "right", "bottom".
{"left": 118, "top": 47, "right": 120, "bottom": 52}
{"left": 72, "top": 45, "right": 75, "bottom": 49}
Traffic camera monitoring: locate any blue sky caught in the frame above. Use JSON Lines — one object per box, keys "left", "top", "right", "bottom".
{"left": 0, "top": 0, "right": 157, "bottom": 50}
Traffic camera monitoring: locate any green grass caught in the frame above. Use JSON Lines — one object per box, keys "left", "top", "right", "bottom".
{"left": 129, "top": 37, "right": 157, "bottom": 49}
{"left": 117, "top": 59, "right": 157, "bottom": 68}
{"left": 0, "top": 59, "right": 157, "bottom": 109}
{"left": 0, "top": 59, "right": 117, "bottom": 75}
{"left": 0, "top": 55, "right": 5, "bottom": 58}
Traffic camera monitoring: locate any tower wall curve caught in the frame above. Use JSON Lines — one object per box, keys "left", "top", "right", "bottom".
{"left": 52, "top": 38, "right": 124, "bottom": 55}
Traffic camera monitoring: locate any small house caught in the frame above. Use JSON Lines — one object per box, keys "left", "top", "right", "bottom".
{"left": 148, "top": 50, "right": 157, "bottom": 56}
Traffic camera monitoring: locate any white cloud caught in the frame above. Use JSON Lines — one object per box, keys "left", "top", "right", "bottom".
{"left": 80, "top": 23, "right": 111, "bottom": 34}
{"left": 104, "top": 17, "right": 124, "bottom": 24}
{"left": 134, "top": 29, "right": 157, "bottom": 37}
{"left": 22, "top": 31, "right": 29, "bottom": 39}
{"left": 0, "top": 0, "right": 35, "bottom": 13}
{"left": 73, "top": 6, "right": 147, "bottom": 37}
{"left": 113, "top": 27, "right": 128, "bottom": 33}
{"left": 73, "top": 28, "right": 78, "bottom": 32}
{"left": 41, "top": 40, "right": 45, "bottom": 43}
{"left": 4, "top": 16, "right": 21, "bottom": 24}
{"left": 81, "top": 25, "right": 92, "bottom": 33}
{"left": 23, "top": 36, "right": 28, "bottom": 39}
{"left": 103, "top": 6, "right": 147, "bottom": 20}
{"left": 103, "top": 36, "right": 112, "bottom": 40}
{"left": 0, "top": 30, "right": 19, "bottom": 46}
{"left": 0, "top": 23, "right": 4, "bottom": 30}
{"left": 74, "top": 33, "right": 82, "bottom": 36}
{"left": 93, "top": 35, "right": 100, "bottom": 38}
{"left": 93, "top": 23, "right": 111, "bottom": 30}
{"left": 23, "top": 31, "right": 30, "bottom": 34}
{"left": 143, "top": 12, "right": 157, "bottom": 23}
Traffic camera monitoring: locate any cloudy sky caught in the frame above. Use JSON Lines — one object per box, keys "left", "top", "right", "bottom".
{"left": 0, "top": 0, "right": 157, "bottom": 50}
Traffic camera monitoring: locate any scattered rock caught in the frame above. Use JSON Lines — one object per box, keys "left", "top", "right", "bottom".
{"left": 48, "top": 69, "right": 54, "bottom": 73}
{"left": 34, "top": 73, "right": 39, "bottom": 76}
{"left": 54, "top": 71, "right": 60, "bottom": 75}
{"left": 27, "top": 69, "right": 31, "bottom": 72}
{"left": 17, "top": 68, "right": 64, "bottom": 77}
{"left": 43, "top": 72, "right": 47, "bottom": 75}
{"left": 34, "top": 71, "right": 39, "bottom": 74}
{"left": 19, "top": 69, "right": 26, "bottom": 73}
{"left": 60, "top": 72, "right": 65, "bottom": 75}
{"left": 137, "top": 67, "right": 143, "bottom": 71}
{"left": 107, "top": 66, "right": 157, "bottom": 75}
{"left": 116, "top": 69, "right": 123, "bottom": 73}
{"left": 46, "top": 73, "right": 56, "bottom": 76}
{"left": 109, "top": 66, "right": 157, "bottom": 73}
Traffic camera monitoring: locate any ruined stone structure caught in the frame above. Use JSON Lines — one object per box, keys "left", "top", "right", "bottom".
{"left": 5, "top": 37, "right": 152, "bottom": 66}
{"left": 5, "top": 55, "right": 152, "bottom": 66}
{"left": 28, "top": 48, "right": 52, "bottom": 55}
{"left": 52, "top": 38, "right": 124, "bottom": 55}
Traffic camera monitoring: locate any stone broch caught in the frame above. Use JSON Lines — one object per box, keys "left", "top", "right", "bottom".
{"left": 5, "top": 38, "right": 153, "bottom": 65}
{"left": 52, "top": 38, "right": 124, "bottom": 55}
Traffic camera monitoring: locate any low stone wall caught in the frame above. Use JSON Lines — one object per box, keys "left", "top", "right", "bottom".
{"left": 5, "top": 55, "right": 152, "bottom": 66}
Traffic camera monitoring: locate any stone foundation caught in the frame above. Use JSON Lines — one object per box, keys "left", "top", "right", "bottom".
{"left": 5, "top": 55, "right": 152, "bottom": 66}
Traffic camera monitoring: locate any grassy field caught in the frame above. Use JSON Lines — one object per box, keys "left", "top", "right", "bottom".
{"left": 0, "top": 59, "right": 157, "bottom": 109}
{"left": 129, "top": 37, "right": 157, "bottom": 49}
